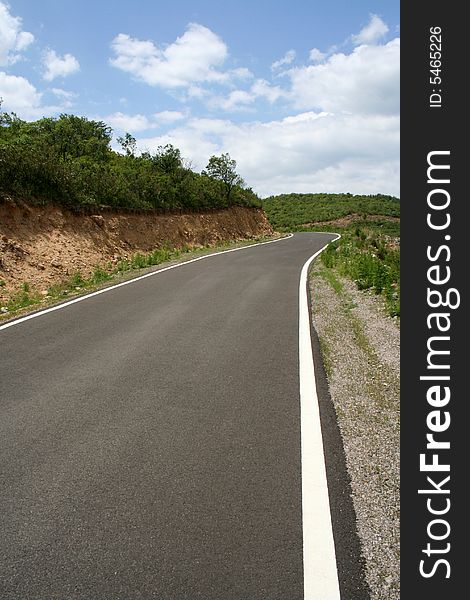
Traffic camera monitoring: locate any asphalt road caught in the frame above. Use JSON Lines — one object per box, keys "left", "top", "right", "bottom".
{"left": 0, "top": 233, "right": 365, "bottom": 599}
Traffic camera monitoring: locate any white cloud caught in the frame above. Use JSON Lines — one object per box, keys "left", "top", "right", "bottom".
{"left": 186, "top": 85, "right": 209, "bottom": 99}
{"left": 138, "top": 128, "right": 219, "bottom": 166}
{"left": 211, "top": 89, "right": 255, "bottom": 112}
{"left": 135, "top": 111, "right": 399, "bottom": 197}
{"left": 0, "top": 2, "right": 34, "bottom": 66}
{"left": 153, "top": 110, "right": 186, "bottom": 123}
{"left": 0, "top": 71, "right": 69, "bottom": 119}
{"left": 0, "top": 70, "right": 41, "bottom": 109}
{"left": 0, "top": 71, "right": 78, "bottom": 119}
{"left": 50, "top": 87, "right": 77, "bottom": 108}
{"left": 43, "top": 49, "right": 80, "bottom": 81}
{"left": 352, "top": 14, "right": 389, "bottom": 46}
{"left": 51, "top": 87, "right": 77, "bottom": 100}
{"left": 271, "top": 49, "right": 296, "bottom": 71}
{"left": 104, "top": 109, "right": 188, "bottom": 133}
{"left": 110, "top": 23, "right": 228, "bottom": 88}
{"left": 251, "top": 79, "right": 286, "bottom": 103}
{"left": 131, "top": 17, "right": 399, "bottom": 197}
{"left": 288, "top": 38, "right": 399, "bottom": 115}
{"left": 210, "top": 78, "right": 287, "bottom": 111}
{"left": 309, "top": 48, "right": 326, "bottom": 63}
{"left": 105, "top": 111, "right": 153, "bottom": 132}
{"left": 229, "top": 67, "right": 253, "bottom": 80}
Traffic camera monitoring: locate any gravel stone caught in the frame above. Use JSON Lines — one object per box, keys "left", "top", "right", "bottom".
{"left": 310, "top": 261, "right": 400, "bottom": 600}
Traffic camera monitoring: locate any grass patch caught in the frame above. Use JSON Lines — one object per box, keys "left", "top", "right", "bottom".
{"left": 316, "top": 267, "right": 344, "bottom": 295}
{"left": 6, "top": 282, "right": 41, "bottom": 312}
{"left": 91, "top": 265, "right": 113, "bottom": 285}
{"left": 320, "top": 227, "right": 400, "bottom": 318}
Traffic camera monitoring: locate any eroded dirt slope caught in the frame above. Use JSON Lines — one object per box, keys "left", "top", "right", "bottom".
{"left": 0, "top": 200, "right": 272, "bottom": 302}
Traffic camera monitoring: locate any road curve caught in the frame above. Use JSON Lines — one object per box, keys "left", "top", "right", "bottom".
{"left": 0, "top": 233, "right": 363, "bottom": 599}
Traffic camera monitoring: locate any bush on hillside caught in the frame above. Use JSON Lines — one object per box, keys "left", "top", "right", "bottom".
{"left": 0, "top": 110, "right": 261, "bottom": 211}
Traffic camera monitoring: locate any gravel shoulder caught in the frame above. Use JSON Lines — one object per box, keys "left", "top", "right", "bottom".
{"left": 309, "top": 260, "right": 400, "bottom": 600}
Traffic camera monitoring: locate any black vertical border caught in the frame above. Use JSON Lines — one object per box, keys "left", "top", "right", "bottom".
{"left": 401, "top": 4, "right": 465, "bottom": 598}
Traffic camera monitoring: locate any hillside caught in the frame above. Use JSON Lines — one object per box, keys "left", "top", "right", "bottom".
{"left": 0, "top": 199, "right": 271, "bottom": 311}
{"left": 0, "top": 110, "right": 271, "bottom": 315}
{"left": 261, "top": 193, "right": 400, "bottom": 317}
{"left": 263, "top": 193, "right": 400, "bottom": 232}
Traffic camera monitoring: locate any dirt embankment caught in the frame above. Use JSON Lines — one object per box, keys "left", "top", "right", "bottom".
{"left": 0, "top": 201, "right": 272, "bottom": 302}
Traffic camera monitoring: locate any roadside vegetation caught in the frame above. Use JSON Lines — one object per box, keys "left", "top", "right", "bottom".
{"left": 320, "top": 227, "right": 400, "bottom": 317}
{"left": 262, "top": 193, "right": 400, "bottom": 317}
{"left": 0, "top": 107, "right": 260, "bottom": 211}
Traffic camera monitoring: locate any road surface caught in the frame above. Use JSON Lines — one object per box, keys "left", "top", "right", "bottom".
{"left": 0, "top": 233, "right": 367, "bottom": 599}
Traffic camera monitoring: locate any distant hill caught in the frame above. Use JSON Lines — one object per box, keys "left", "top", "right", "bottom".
{"left": 262, "top": 193, "right": 400, "bottom": 232}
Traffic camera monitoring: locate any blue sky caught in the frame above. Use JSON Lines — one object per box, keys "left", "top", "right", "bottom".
{"left": 1, "top": 1, "right": 400, "bottom": 197}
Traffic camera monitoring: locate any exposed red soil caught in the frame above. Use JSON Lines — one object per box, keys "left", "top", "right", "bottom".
{"left": 0, "top": 200, "right": 272, "bottom": 303}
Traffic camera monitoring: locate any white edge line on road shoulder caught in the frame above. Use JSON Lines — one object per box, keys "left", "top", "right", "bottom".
{"left": 299, "top": 233, "right": 342, "bottom": 600}
{"left": 0, "top": 234, "right": 293, "bottom": 332}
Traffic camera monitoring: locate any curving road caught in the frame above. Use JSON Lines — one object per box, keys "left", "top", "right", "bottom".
{"left": 0, "top": 233, "right": 366, "bottom": 599}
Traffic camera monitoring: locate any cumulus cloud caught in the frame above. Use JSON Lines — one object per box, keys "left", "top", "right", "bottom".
{"left": 0, "top": 70, "right": 41, "bottom": 109}
{"left": 210, "top": 89, "right": 255, "bottom": 112}
{"left": 0, "top": 2, "right": 34, "bottom": 66}
{"left": 138, "top": 128, "right": 219, "bottom": 167}
{"left": 229, "top": 67, "right": 253, "bottom": 80}
{"left": 0, "top": 71, "right": 68, "bottom": 119}
{"left": 105, "top": 112, "right": 154, "bottom": 132}
{"left": 51, "top": 87, "right": 77, "bottom": 100}
{"left": 210, "top": 78, "right": 287, "bottom": 111}
{"left": 271, "top": 49, "right": 296, "bottom": 71}
{"left": 110, "top": 23, "right": 228, "bottom": 88}
{"left": 352, "top": 14, "right": 389, "bottom": 46}
{"left": 135, "top": 110, "right": 399, "bottom": 197}
{"left": 153, "top": 110, "right": 186, "bottom": 123}
{"left": 251, "top": 79, "right": 286, "bottom": 103}
{"left": 104, "top": 110, "right": 188, "bottom": 133}
{"left": 309, "top": 48, "right": 326, "bottom": 63}
{"left": 50, "top": 87, "right": 77, "bottom": 108}
{"left": 129, "top": 15, "right": 399, "bottom": 196}
{"left": 288, "top": 38, "right": 399, "bottom": 115}
{"left": 43, "top": 49, "right": 80, "bottom": 81}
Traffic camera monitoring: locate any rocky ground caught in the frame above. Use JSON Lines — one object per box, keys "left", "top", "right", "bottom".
{"left": 309, "top": 260, "right": 400, "bottom": 600}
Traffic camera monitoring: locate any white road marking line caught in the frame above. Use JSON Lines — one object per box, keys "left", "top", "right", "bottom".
{"left": 299, "top": 234, "right": 342, "bottom": 600}
{"left": 0, "top": 234, "right": 293, "bottom": 332}
{"left": 2, "top": 230, "right": 344, "bottom": 594}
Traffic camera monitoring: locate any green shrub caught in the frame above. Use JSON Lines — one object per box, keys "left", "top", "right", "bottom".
{"left": 0, "top": 112, "right": 261, "bottom": 212}
{"left": 320, "top": 228, "right": 400, "bottom": 317}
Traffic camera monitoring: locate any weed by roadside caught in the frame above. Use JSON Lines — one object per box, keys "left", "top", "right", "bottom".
{"left": 320, "top": 227, "right": 400, "bottom": 317}
{"left": 4, "top": 282, "right": 41, "bottom": 312}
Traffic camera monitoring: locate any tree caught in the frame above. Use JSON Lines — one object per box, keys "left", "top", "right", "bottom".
{"left": 35, "top": 114, "right": 113, "bottom": 162}
{"left": 117, "top": 132, "right": 137, "bottom": 157}
{"left": 202, "top": 153, "right": 244, "bottom": 203}
{"left": 0, "top": 99, "right": 27, "bottom": 140}
{"left": 151, "top": 144, "right": 183, "bottom": 175}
